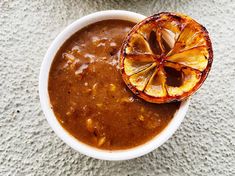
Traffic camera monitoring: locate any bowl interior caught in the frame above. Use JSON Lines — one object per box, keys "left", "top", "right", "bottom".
{"left": 39, "top": 10, "right": 189, "bottom": 161}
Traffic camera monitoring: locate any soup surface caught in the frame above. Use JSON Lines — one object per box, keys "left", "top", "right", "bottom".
{"left": 48, "top": 20, "right": 180, "bottom": 150}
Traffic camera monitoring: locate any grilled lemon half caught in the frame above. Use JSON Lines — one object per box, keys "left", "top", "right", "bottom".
{"left": 120, "top": 12, "right": 213, "bottom": 103}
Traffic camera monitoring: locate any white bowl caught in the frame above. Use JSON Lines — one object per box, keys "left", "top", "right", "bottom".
{"left": 39, "top": 10, "right": 190, "bottom": 161}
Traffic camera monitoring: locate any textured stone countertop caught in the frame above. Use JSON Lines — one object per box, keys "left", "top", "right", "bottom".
{"left": 0, "top": 0, "right": 235, "bottom": 175}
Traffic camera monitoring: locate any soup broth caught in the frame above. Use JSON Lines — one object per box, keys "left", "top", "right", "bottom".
{"left": 48, "top": 20, "right": 180, "bottom": 150}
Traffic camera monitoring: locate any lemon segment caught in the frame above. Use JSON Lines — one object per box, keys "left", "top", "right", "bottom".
{"left": 129, "top": 63, "right": 157, "bottom": 91}
{"left": 144, "top": 68, "right": 167, "bottom": 97}
{"left": 124, "top": 54, "right": 155, "bottom": 76}
{"left": 167, "top": 46, "right": 209, "bottom": 71}
{"left": 172, "top": 22, "right": 207, "bottom": 53}
{"left": 126, "top": 33, "right": 152, "bottom": 55}
{"left": 166, "top": 67, "right": 201, "bottom": 96}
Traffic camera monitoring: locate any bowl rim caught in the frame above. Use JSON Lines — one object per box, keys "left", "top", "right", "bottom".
{"left": 39, "top": 10, "right": 190, "bottom": 161}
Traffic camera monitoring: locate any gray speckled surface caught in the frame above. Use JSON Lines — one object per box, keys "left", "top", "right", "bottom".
{"left": 0, "top": 0, "right": 235, "bottom": 175}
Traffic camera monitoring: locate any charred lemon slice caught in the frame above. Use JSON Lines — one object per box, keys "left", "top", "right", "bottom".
{"left": 120, "top": 12, "right": 213, "bottom": 103}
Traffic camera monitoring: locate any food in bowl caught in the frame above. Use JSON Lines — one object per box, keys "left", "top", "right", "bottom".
{"left": 46, "top": 11, "right": 213, "bottom": 152}
{"left": 48, "top": 19, "right": 180, "bottom": 150}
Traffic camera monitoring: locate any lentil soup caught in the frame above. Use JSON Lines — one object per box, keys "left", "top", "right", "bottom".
{"left": 48, "top": 20, "right": 180, "bottom": 150}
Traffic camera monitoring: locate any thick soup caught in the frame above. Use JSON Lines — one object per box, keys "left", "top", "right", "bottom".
{"left": 48, "top": 20, "right": 180, "bottom": 150}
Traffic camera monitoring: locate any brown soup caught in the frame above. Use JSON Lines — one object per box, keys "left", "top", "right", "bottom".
{"left": 48, "top": 20, "right": 180, "bottom": 150}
